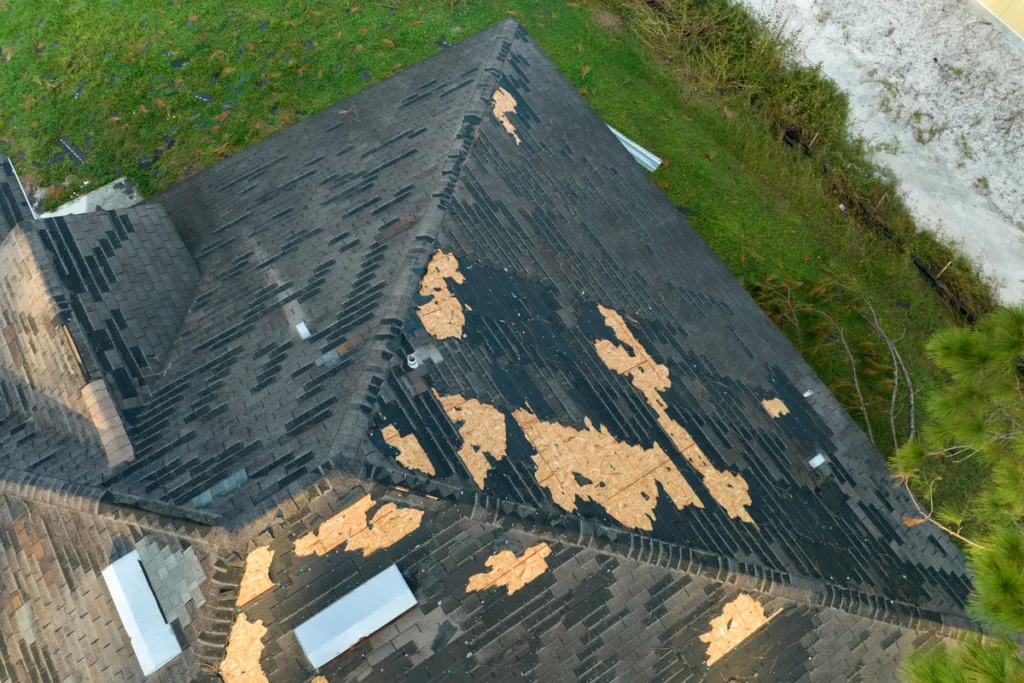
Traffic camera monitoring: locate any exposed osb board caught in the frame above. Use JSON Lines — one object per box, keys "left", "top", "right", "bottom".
{"left": 295, "top": 494, "right": 375, "bottom": 556}
{"left": 466, "top": 542, "right": 551, "bottom": 595}
{"left": 699, "top": 594, "right": 782, "bottom": 666}
{"left": 761, "top": 398, "right": 790, "bottom": 418}
{"left": 491, "top": 87, "right": 522, "bottom": 145}
{"left": 294, "top": 494, "right": 424, "bottom": 558}
{"left": 382, "top": 424, "right": 436, "bottom": 475}
{"left": 417, "top": 250, "right": 466, "bottom": 340}
{"left": 513, "top": 409, "right": 702, "bottom": 531}
{"left": 594, "top": 305, "right": 754, "bottom": 523}
{"left": 237, "top": 546, "right": 275, "bottom": 607}
{"left": 434, "top": 390, "right": 507, "bottom": 489}
{"left": 221, "top": 612, "right": 268, "bottom": 683}
{"left": 346, "top": 503, "right": 424, "bottom": 556}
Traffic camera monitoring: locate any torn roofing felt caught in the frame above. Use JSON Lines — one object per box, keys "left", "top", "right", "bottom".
{"left": 0, "top": 18, "right": 974, "bottom": 679}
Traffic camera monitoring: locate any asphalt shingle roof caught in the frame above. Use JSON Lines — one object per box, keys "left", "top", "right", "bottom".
{"left": 0, "top": 19, "right": 973, "bottom": 682}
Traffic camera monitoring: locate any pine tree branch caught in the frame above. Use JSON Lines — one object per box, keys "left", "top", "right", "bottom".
{"left": 801, "top": 306, "right": 875, "bottom": 446}
{"left": 903, "top": 480, "right": 987, "bottom": 550}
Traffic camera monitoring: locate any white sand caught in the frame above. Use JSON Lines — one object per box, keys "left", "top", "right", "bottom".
{"left": 739, "top": 0, "right": 1024, "bottom": 303}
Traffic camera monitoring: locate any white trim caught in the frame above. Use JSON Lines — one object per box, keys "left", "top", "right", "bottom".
{"left": 5, "top": 158, "right": 37, "bottom": 220}
{"left": 607, "top": 125, "right": 662, "bottom": 172}
{"left": 101, "top": 550, "right": 182, "bottom": 675}
{"left": 295, "top": 564, "right": 417, "bottom": 668}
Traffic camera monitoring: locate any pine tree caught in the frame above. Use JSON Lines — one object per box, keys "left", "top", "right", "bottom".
{"left": 892, "top": 307, "right": 1024, "bottom": 682}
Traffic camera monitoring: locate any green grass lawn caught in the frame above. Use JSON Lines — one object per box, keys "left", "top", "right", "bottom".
{"left": 0, "top": 0, "right": 978, "bottom": 504}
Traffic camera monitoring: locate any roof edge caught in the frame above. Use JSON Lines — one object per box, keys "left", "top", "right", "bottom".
{"left": 366, "top": 463, "right": 976, "bottom": 639}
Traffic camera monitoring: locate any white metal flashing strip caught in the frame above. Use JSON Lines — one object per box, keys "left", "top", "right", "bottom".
{"left": 607, "top": 125, "right": 662, "bottom": 172}
{"left": 295, "top": 564, "right": 417, "bottom": 668}
{"left": 101, "top": 549, "right": 182, "bottom": 675}
{"left": 5, "top": 157, "right": 38, "bottom": 220}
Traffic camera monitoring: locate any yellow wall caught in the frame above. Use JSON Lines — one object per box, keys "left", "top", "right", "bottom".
{"left": 980, "top": 0, "right": 1024, "bottom": 37}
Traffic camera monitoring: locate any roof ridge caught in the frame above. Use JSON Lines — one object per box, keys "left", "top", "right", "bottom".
{"left": 319, "top": 18, "right": 522, "bottom": 463}
{"left": 366, "top": 463, "right": 976, "bottom": 638}
{"left": 0, "top": 468, "right": 219, "bottom": 542}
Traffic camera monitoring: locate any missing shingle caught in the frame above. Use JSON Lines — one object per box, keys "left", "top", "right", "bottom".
{"left": 491, "top": 87, "right": 521, "bottom": 145}
{"left": 761, "top": 398, "right": 790, "bottom": 418}
{"left": 294, "top": 494, "right": 424, "bottom": 557}
{"left": 220, "top": 612, "right": 268, "bottom": 683}
{"left": 416, "top": 249, "right": 466, "bottom": 340}
{"left": 594, "top": 305, "right": 754, "bottom": 524}
{"left": 382, "top": 424, "right": 436, "bottom": 475}
{"left": 236, "top": 546, "right": 275, "bottom": 607}
{"left": 699, "top": 594, "right": 782, "bottom": 666}
{"left": 513, "top": 409, "right": 702, "bottom": 531}
{"left": 466, "top": 542, "right": 551, "bottom": 596}
{"left": 434, "top": 390, "right": 507, "bottom": 489}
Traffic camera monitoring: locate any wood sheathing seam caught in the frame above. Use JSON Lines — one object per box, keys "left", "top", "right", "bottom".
{"left": 594, "top": 305, "right": 754, "bottom": 523}
{"left": 466, "top": 542, "right": 551, "bottom": 595}
{"left": 236, "top": 546, "right": 275, "bottom": 607}
{"left": 417, "top": 250, "right": 466, "bottom": 340}
{"left": 294, "top": 494, "right": 424, "bottom": 557}
{"left": 382, "top": 424, "right": 436, "bottom": 475}
{"left": 434, "top": 390, "right": 507, "bottom": 489}
{"left": 699, "top": 594, "right": 782, "bottom": 666}
{"left": 761, "top": 397, "right": 790, "bottom": 418}
{"left": 491, "top": 87, "right": 521, "bottom": 145}
{"left": 220, "top": 612, "right": 268, "bottom": 683}
{"left": 512, "top": 409, "right": 702, "bottom": 531}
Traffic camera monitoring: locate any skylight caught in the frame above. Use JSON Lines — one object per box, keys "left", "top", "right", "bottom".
{"left": 294, "top": 564, "right": 417, "bottom": 668}
{"left": 101, "top": 550, "right": 183, "bottom": 675}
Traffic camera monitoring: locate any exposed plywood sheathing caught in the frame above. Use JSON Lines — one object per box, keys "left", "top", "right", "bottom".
{"left": 345, "top": 503, "right": 425, "bottom": 556}
{"left": 434, "top": 390, "right": 507, "bottom": 489}
{"left": 761, "top": 398, "right": 790, "bottom": 418}
{"left": 513, "top": 409, "right": 702, "bottom": 531}
{"left": 699, "top": 594, "right": 782, "bottom": 666}
{"left": 220, "top": 612, "right": 268, "bottom": 683}
{"left": 382, "top": 424, "right": 436, "bottom": 475}
{"left": 491, "top": 87, "right": 522, "bottom": 145}
{"left": 294, "top": 494, "right": 424, "bottom": 558}
{"left": 236, "top": 546, "right": 275, "bottom": 607}
{"left": 594, "top": 305, "right": 754, "bottom": 523}
{"left": 417, "top": 250, "right": 466, "bottom": 340}
{"left": 295, "top": 494, "right": 375, "bottom": 557}
{"left": 466, "top": 542, "right": 551, "bottom": 595}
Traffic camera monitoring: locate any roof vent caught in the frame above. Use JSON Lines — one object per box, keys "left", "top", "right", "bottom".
{"left": 101, "top": 549, "right": 182, "bottom": 674}
{"left": 294, "top": 564, "right": 417, "bottom": 668}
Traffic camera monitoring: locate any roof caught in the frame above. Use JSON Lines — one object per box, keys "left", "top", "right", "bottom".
{"left": 0, "top": 19, "right": 975, "bottom": 682}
